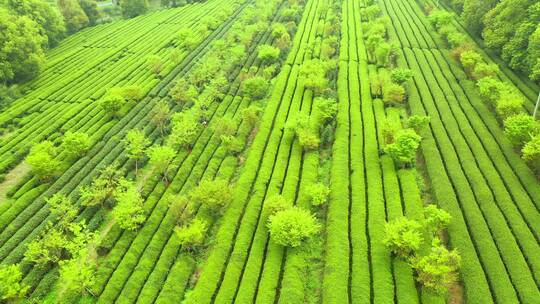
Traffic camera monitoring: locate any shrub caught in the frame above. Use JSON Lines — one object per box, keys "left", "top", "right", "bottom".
{"left": 62, "top": 131, "right": 91, "bottom": 157}
{"left": 390, "top": 68, "right": 413, "bottom": 84}
{"left": 496, "top": 92, "right": 524, "bottom": 119}
{"left": 503, "top": 114, "right": 539, "bottom": 146}
{"left": 522, "top": 135, "right": 540, "bottom": 171}
{"left": 190, "top": 179, "right": 232, "bottom": 215}
{"left": 306, "top": 183, "right": 330, "bottom": 206}
{"left": 257, "top": 44, "right": 280, "bottom": 64}
{"left": 459, "top": 50, "right": 482, "bottom": 74}
{"left": 382, "top": 83, "right": 406, "bottom": 105}
{"left": 113, "top": 180, "right": 146, "bottom": 230}
{"left": 267, "top": 207, "right": 320, "bottom": 247}
{"left": 175, "top": 218, "right": 208, "bottom": 252}
{"left": 0, "top": 264, "right": 28, "bottom": 301}
{"left": 472, "top": 63, "right": 499, "bottom": 80}
{"left": 263, "top": 195, "right": 289, "bottom": 216}
{"left": 411, "top": 239, "right": 461, "bottom": 294}
{"left": 99, "top": 91, "right": 126, "bottom": 116}
{"left": 406, "top": 115, "right": 430, "bottom": 132}
{"left": 383, "top": 217, "right": 423, "bottom": 258}
{"left": 384, "top": 129, "right": 422, "bottom": 166}
{"left": 242, "top": 76, "right": 269, "bottom": 100}
{"left": 26, "top": 141, "right": 62, "bottom": 181}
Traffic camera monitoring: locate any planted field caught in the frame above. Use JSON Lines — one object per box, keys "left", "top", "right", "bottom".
{"left": 0, "top": 0, "right": 538, "bottom": 303}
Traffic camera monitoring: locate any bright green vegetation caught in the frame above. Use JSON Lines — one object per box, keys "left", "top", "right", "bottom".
{"left": 0, "top": 0, "right": 538, "bottom": 303}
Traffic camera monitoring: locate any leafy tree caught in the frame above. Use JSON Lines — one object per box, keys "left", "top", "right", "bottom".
{"left": 459, "top": 50, "right": 482, "bottom": 74}
{"left": 391, "top": 68, "right": 413, "bottom": 84}
{"left": 190, "top": 179, "right": 232, "bottom": 215}
{"left": 383, "top": 217, "right": 423, "bottom": 258}
{"left": 6, "top": 0, "right": 66, "bottom": 46}
{"left": 79, "top": 0, "right": 100, "bottom": 25}
{"left": 62, "top": 131, "right": 91, "bottom": 157}
{"left": 57, "top": 0, "right": 89, "bottom": 33}
{"left": 382, "top": 83, "right": 406, "bottom": 105}
{"left": 124, "top": 129, "right": 149, "bottom": 175}
{"left": 152, "top": 100, "right": 171, "bottom": 137}
{"left": 306, "top": 182, "right": 330, "bottom": 206}
{"left": 99, "top": 91, "right": 126, "bottom": 117}
{"left": 299, "top": 59, "right": 328, "bottom": 92}
{"left": 177, "top": 27, "right": 199, "bottom": 50}
{"left": 522, "top": 134, "right": 540, "bottom": 171}
{"left": 503, "top": 113, "right": 539, "bottom": 146}
{"left": 471, "top": 63, "right": 499, "bottom": 80}
{"left": 422, "top": 205, "right": 452, "bottom": 236}
{"left": 0, "top": 264, "right": 28, "bottom": 302}
{"left": 112, "top": 180, "right": 146, "bottom": 230}
{"left": 263, "top": 195, "right": 289, "bottom": 216}
{"left": 461, "top": 0, "right": 498, "bottom": 35}
{"left": 175, "top": 218, "right": 208, "bottom": 252}
{"left": 366, "top": 34, "right": 384, "bottom": 58}
{"left": 482, "top": 0, "right": 535, "bottom": 50}
{"left": 0, "top": 9, "right": 47, "bottom": 84}
{"left": 57, "top": 250, "right": 96, "bottom": 298}
{"left": 26, "top": 140, "right": 62, "bottom": 181}
{"left": 476, "top": 76, "right": 506, "bottom": 105}
{"left": 406, "top": 115, "right": 430, "bottom": 132}
{"left": 170, "top": 78, "right": 198, "bottom": 105}
{"left": 296, "top": 128, "right": 320, "bottom": 150}
{"left": 384, "top": 129, "right": 422, "bottom": 166}
{"left": 242, "top": 76, "right": 269, "bottom": 100}
{"left": 411, "top": 239, "right": 461, "bottom": 294}
{"left": 170, "top": 113, "right": 200, "bottom": 148}
{"left": 213, "top": 117, "right": 236, "bottom": 138}
{"left": 321, "top": 36, "right": 338, "bottom": 59}
{"left": 427, "top": 10, "right": 454, "bottom": 30}
{"left": 79, "top": 165, "right": 123, "bottom": 207}
{"left": 257, "top": 44, "right": 280, "bottom": 64}
{"left": 496, "top": 91, "right": 524, "bottom": 119}
{"left": 147, "top": 55, "right": 164, "bottom": 75}
{"left": 241, "top": 105, "right": 261, "bottom": 129}
{"left": 220, "top": 135, "right": 243, "bottom": 155}
{"left": 267, "top": 207, "right": 320, "bottom": 247}
{"left": 47, "top": 193, "right": 78, "bottom": 226}
{"left": 314, "top": 97, "right": 337, "bottom": 124}
{"left": 120, "top": 0, "right": 148, "bottom": 18}
{"left": 117, "top": 85, "right": 144, "bottom": 101}
{"left": 147, "top": 145, "right": 176, "bottom": 182}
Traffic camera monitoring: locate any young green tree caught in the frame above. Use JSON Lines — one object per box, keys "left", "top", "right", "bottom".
{"left": 152, "top": 100, "right": 171, "bottom": 137}
{"left": 79, "top": 165, "right": 123, "bottom": 207}
{"left": 241, "top": 105, "right": 261, "bottom": 129}
{"left": 47, "top": 193, "right": 78, "bottom": 226}
{"left": 390, "top": 68, "right": 413, "bottom": 84}
{"left": 213, "top": 117, "right": 237, "bottom": 138}
{"left": 147, "top": 145, "right": 176, "bottom": 182}
{"left": 242, "top": 76, "right": 269, "bottom": 100}
{"left": 177, "top": 27, "right": 199, "bottom": 50}
{"left": 99, "top": 91, "right": 126, "bottom": 117}
{"left": 267, "top": 207, "right": 320, "bottom": 247}
{"left": 124, "top": 129, "right": 150, "bottom": 175}
{"left": 503, "top": 113, "right": 540, "bottom": 146}
{"left": 170, "top": 78, "right": 198, "bottom": 105}
{"left": 120, "top": 0, "right": 149, "bottom": 18}
{"left": 112, "top": 180, "right": 146, "bottom": 230}
{"left": 522, "top": 134, "right": 540, "bottom": 171}
{"left": 471, "top": 63, "right": 499, "bottom": 80}
{"left": 26, "top": 140, "right": 62, "bottom": 181}
{"left": 263, "top": 195, "right": 289, "bottom": 216}
{"left": 384, "top": 129, "right": 422, "bottom": 166}
{"left": 382, "top": 83, "right": 406, "bottom": 105}
{"left": 57, "top": 250, "right": 96, "bottom": 298}
{"left": 62, "top": 131, "right": 91, "bottom": 158}
{"left": 410, "top": 239, "right": 461, "bottom": 294}
{"left": 57, "top": 0, "right": 89, "bottom": 33}
{"left": 299, "top": 59, "right": 328, "bottom": 92}
{"left": 406, "top": 115, "right": 430, "bottom": 132}
{"left": 459, "top": 50, "right": 482, "bottom": 75}
{"left": 314, "top": 97, "right": 338, "bottom": 124}
{"left": 170, "top": 114, "right": 200, "bottom": 149}
{"left": 0, "top": 264, "right": 28, "bottom": 302}
{"left": 175, "top": 218, "right": 208, "bottom": 252}
{"left": 306, "top": 182, "right": 330, "bottom": 206}
{"left": 257, "top": 44, "right": 280, "bottom": 65}
{"left": 496, "top": 91, "right": 524, "bottom": 119}
{"left": 383, "top": 217, "right": 424, "bottom": 258}
{"left": 147, "top": 55, "right": 164, "bottom": 75}
{"left": 190, "top": 179, "right": 233, "bottom": 215}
